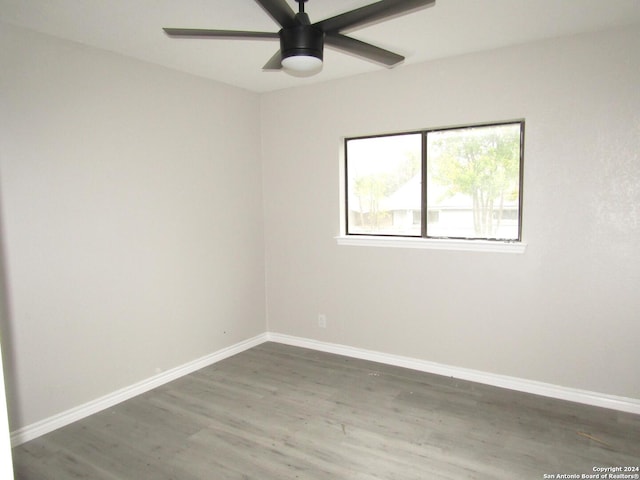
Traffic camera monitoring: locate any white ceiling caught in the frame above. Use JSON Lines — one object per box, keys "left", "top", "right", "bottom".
{"left": 1, "top": 0, "right": 639, "bottom": 93}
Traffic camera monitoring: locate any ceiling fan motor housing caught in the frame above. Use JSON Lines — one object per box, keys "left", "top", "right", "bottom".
{"left": 279, "top": 25, "right": 324, "bottom": 61}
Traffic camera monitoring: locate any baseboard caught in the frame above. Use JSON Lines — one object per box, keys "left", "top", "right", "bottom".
{"left": 11, "top": 331, "right": 640, "bottom": 447}
{"left": 266, "top": 332, "right": 640, "bottom": 416}
{"left": 10, "top": 333, "right": 268, "bottom": 446}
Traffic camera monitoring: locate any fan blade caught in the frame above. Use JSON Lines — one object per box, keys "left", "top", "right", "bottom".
{"left": 163, "top": 28, "right": 278, "bottom": 39}
{"left": 325, "top": 33, "right": 404, "bottom": 66}
{"left": 316, "top": 0, "right": 435, "bottom": 33}
{"left": 255, "top": 0, "right": 297, "bottom": 28}
{"left": 263, "top": 50, "right": 283, "bottom": 70}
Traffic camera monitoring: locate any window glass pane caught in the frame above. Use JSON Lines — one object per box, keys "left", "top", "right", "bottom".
{"left": 427, "top": 124, "right": 521, "bottom": 240}
{"left": 346, "top": 134, "right": 422, "bottom": 236}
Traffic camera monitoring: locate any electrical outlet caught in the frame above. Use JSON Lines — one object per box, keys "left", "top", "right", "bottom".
{"left": 318, "top": 314, "right": 327, "bottom": 328}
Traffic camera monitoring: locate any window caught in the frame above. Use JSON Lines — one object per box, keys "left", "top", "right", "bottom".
{"left": 345, "top": 121, "right": 524, "bottom": 243}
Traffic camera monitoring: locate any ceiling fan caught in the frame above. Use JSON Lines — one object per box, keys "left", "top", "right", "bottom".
{"left": 163, "top": 0, "right": 435, "bottom": 76}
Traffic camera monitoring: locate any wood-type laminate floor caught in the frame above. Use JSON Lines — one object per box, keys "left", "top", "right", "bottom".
{"left": 11, "top": 342, "right": 640, "bottom": 479}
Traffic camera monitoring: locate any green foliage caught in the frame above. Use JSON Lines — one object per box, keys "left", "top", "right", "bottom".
{"left": 430, "top": 125, "right": 520, "bottom": 236}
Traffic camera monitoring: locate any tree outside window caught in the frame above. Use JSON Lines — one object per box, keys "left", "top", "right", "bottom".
{"left": 345, "top": 121, "right": 523, "bottom": 241}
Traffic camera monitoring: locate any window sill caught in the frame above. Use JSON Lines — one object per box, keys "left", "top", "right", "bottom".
{"left": 335, "top": 235, "right": 527, "bottom": 253}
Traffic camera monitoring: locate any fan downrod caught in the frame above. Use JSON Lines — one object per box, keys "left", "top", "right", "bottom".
{"left": 296, "top": 0, "right": 308, "bottom": 14}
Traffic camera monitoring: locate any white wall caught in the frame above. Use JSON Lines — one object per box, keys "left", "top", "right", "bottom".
{"left": 261, "top": 26, "right": 640, "bottom": 400}
{"left": 0, "top": 23, "right": 265, "bottom": 430}
{"left": 0, "top": 211, "right": 14, "bottom": 477}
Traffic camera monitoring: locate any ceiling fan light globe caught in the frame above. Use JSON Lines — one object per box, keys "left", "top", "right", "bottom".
{"left": 281, "top": 55, "right": 323, "bottom": 75}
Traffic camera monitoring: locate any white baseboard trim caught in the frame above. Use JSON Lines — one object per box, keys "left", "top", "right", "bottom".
{"left": 10, "top": 333, "right": 268, "bottom": 447}
{"left": 266, "top": 332, "right": 640, "bottom": 416}
{"left": 11, "top": 331, "right": 640, "bottom": 447}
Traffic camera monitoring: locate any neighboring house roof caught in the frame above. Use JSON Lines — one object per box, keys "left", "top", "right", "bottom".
{"left": 350, "top": 174, "right": 518, "bottom": 213}
{"left": 381, "top": 174, "right": 421, "bottom": 211}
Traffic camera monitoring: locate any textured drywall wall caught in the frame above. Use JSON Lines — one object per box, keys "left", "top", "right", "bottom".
{"left": 0, "top": 23, "right": 265, "bottom": 429}
{"left": 261, "top": 26, "right": 640, "bottom": 399}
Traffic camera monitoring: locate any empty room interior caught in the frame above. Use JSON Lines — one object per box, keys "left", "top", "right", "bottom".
{"left": 1, "top": 0, "right": 639, "bottom": 478}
